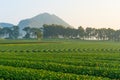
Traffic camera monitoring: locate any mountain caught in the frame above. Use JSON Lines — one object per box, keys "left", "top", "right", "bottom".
{"left": 0, "top": 23, "right": 14, "bottom": 28}
{"left": 18, "top": 13, "right": 71, "bottom": 29}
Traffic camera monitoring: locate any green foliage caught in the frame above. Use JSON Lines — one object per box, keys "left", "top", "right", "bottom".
{"left": 0, "top": 65, "right": 110, "bottom": 80}
{"left": 0, "top": 40, "right": 119, "bottom": 79}
{"left": 0, "top": 58, "right": 119, "bottom": 79}
{"left": 0, "top": 26, "right": 19, "bottom": 39}
{"left": 23, "top": 27, "right": 42, "bottom": 40}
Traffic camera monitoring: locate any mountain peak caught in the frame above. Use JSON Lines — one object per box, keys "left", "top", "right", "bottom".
{"left": 32, "top": 13, "right": 51, "bottom": 19}
{"left": 41, "top": 12, "right": 51, "bottom": 15}
{"left": 36, "top": 12, "right": 52, "bottom": 16}
{"left": 18, "top": 12, "right": 71, "bottom": 29}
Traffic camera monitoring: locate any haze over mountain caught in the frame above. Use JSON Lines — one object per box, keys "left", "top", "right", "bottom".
{"left": 18, "top": 13, "right": 71, "bottom": 30}
{"left": 0, "top": 13, "right": 71, "bottom": 37}
{"left": 0, "top": 23, "right": 14, "bottom": 28}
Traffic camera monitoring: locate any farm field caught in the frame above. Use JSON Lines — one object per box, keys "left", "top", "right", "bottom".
{"left": 0, "top": 39, "right": 120, "bottom": 80}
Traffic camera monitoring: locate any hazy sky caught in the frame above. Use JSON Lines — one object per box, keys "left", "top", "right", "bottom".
{"left": 0, "top": 0, "right": 120, "bottom": 29}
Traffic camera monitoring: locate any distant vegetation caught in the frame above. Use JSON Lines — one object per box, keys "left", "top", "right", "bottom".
{"left": 0, "top": 24, "right": 120, "bottom": 41}
{"left": 0, "top": 13, "right": 120, "bottom": 41}
{"left": 0, "top": 26, "right": 19, "bottom": 39}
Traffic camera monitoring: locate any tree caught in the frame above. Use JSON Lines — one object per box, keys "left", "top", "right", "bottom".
{"left": 1, "top": 27, "right": 12, "bottom": 39}
{"left": 30, "top": 28, "right": 42, "bottom": 40}
{"left": 77, "top": 26, "right": 85, "bottom": 39}
{"left": 106, "top": 28, "right": 115, "bottom": 41}
{"left": 23, "top": 27, "right": 42, "bottom": 40}
{"left": 85, "top": 27, "right": 96, "bottom": 40}
{"left": 23, "top": 27, "right": 31, "bottom": 39}
{"left": 11, "top": 26, "right": 19, "bottom": 39}
{"left": 113, "top": 30, "right": 120, "bottom": 41}
{"left": 43, "top": 24, "right": 66, "bottom": 38}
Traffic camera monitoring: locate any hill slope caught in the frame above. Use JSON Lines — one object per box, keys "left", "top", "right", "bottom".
{"left": 0, "top": 23, "right": 14, "bottom": 28}
{"left": 18, "top": 13, "right": 71, "bottom": 29}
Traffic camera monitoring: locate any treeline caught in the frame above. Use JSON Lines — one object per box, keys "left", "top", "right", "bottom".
{"left": 0, "top": 26, "right": 19, "bottom": 39}
{"left": 43, "top": 24, "right": 120, "bottom": 41}
{"left": 0, "top": 26, "right": 42, "bottom": 40}
{"left": 0, "top": 24, "right": 120, "bottom": 41}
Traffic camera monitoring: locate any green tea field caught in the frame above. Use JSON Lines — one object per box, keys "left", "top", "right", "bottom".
{"left": 0, "top": 40, "right": 120, "bottom": 80}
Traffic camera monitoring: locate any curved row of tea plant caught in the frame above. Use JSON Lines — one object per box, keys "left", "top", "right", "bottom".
{"left": 0, "top": 53, "right": 119, "bottom": 68}
{"left": 0, "top": 48, "right": 120, "bottom": 53}
{"left": 0, "top": 65, "right": 110, "bottom": 80}
{"left": 0, "top": 57, "right": 119, "bottom": 69}
{"left": 0, "top": 59, "right": 119, "bottom": 79}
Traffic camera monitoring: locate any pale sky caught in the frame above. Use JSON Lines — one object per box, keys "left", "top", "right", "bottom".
{"left": 0, "top": 0, "right": 120, "bottom": 29}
